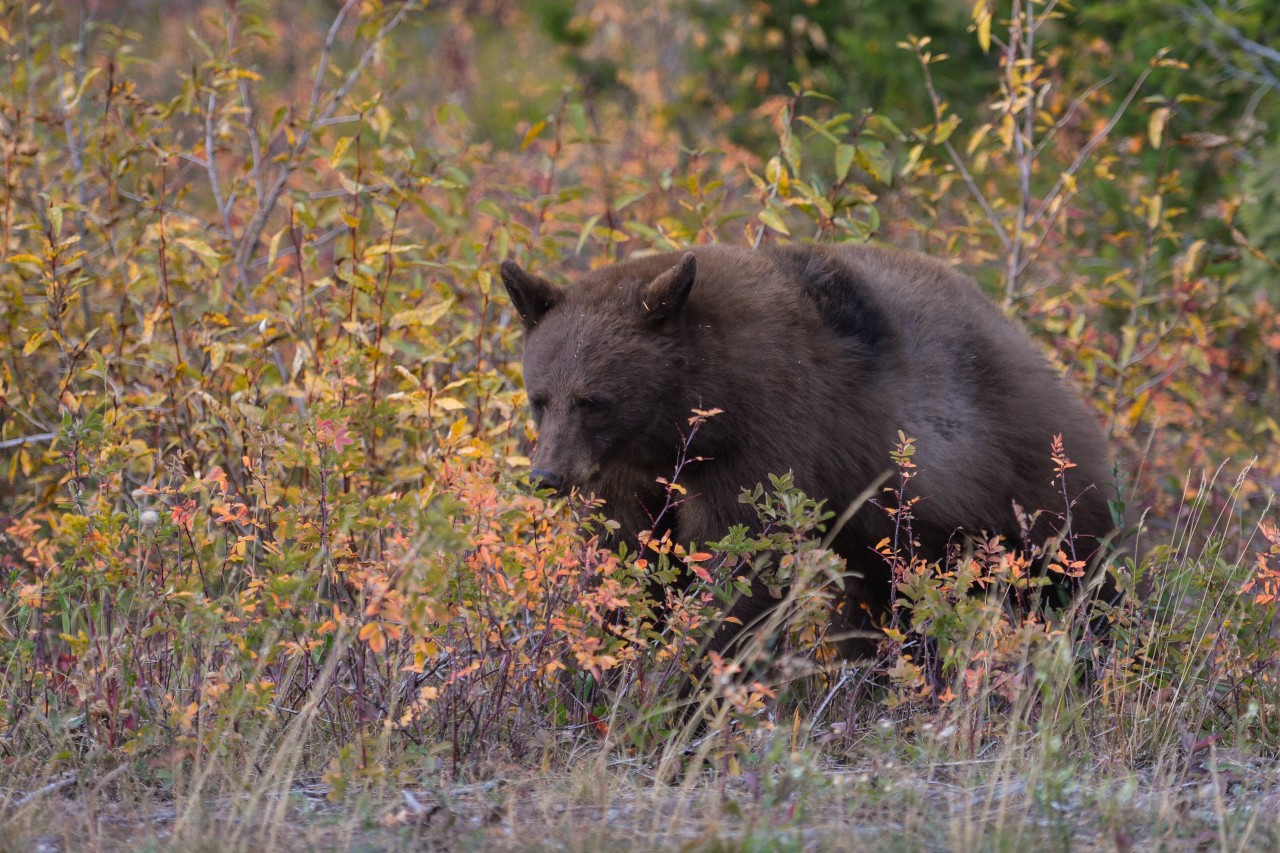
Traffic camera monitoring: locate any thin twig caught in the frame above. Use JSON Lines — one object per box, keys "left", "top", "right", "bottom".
{"left": 117, "top": 189, "right": 219, "bottom": 232}
{"left": 204, "top": 91, "right": 240, "bottom": 277}
{"left": 232, "top": 0, "right": 418, "bottom": 279}
{"left": 1032, "top": 74, "right": 1115, "bottom": 160}
{"left": 10, "top": 773, "right": 77, "bottom": 810}
{"left": 917, "top": 54, "right": 1011, "bottom": 251}
{"left": 0, "top": 432, "right": 57, "bottom": 450}
{"left": 1192, "top": 0, "right": 1280, "bottom": 68}
{"left": 809, "top": 667, "right": 854, "bottom": 727}
{"left": 238, "top": 81, "right": 265, "bottom": 205}
{"left": 248, "top": 224, "right": 349, "bottom": 269}
{"left": 1005, "top": 0, "right": 1036, "bottom": 303}
{"left": 1028, "top": 64, "right": 1158, "bottom": 235}
{"left": 753, "top": 90, "right": 801, "bottom": 250}
{"left": 52, "top": 5, "right": 97, "bottom": 328}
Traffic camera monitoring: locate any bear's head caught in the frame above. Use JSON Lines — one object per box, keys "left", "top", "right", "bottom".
{"left": 499, "top": 253, "right": 699, "bottom": 495}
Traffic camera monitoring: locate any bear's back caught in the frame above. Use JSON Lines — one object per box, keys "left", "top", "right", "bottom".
{"left": 730, "top": 243, "right": 1112, "bottom": 546}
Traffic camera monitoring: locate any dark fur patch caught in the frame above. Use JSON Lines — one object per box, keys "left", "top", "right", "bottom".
{"left": 771, "top": 245, "right": 892, "bottom": 353}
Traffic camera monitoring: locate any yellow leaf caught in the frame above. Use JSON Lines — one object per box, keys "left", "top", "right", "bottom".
{"left": 1146, "top": 194, "right": 1163, "bottom": 230}
{"left": 1148, "top": 106, "right": 1171, "bottom": 149}
{"left": 267, "top": 228, "right": 284, "bottom": 269}
{"left": 1176, "top": 239, "right": 1206, "bottom": 281}
{"left": 329, "top": 135, "right": 352, "bottom": 168}
{"left": 972, "top": 0, "right": 992, "bottom": 53}
{"left": 434, "top": 397, "right": 466, "bottom": 411}
{"left": 389, "top": 300, "right": 453, "bottom": 330}
{"left": 1126, "top": 390, "right": 1150, "bottom": 428}
{"left": 22, "top": 331, "right": 45, "bottom": 356}
{"left": 207, "top": 342, "right": 226, "bottom": 372}
{"left": 902, "top": 143, "right": 925, "bottom": 177}
{"left": 520, "top": 119, "right": 547, "bottom": 152}
{"left": 965, "top": 123, "right": 991, "bottom": 156}
{"left": 7, "top": 253, "right": 42, "bottom": 267}
{"left": 175, "top": 237, "right": 220, "bottom": 268}
{"left": 764, "top": 156, "right": 789, "bottom": 195}
{"left": 364, "top": 242, "right": 422, "bottom": 256}
{"left": 393, "top": 365, "right": 422, "bottom": 388}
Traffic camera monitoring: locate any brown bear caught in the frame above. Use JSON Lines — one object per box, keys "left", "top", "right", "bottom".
{"left": 499, "top": 244, "right": 1122, "bottom": 657}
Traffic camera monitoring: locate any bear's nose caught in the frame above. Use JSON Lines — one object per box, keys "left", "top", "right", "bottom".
{"left": 530, "top": 468, "right": 565, "bottom": 494}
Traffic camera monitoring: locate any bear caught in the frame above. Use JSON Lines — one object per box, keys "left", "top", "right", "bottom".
{"left": 499, "top": 243, "right": 1123, "bottom": 659}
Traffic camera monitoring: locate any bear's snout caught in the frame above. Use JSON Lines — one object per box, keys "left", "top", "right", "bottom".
{"left": 530, "top": 468, "right": 566, "bottom": 494}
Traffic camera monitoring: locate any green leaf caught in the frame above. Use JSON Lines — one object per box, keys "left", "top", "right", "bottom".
{"left": 834, "top": 144, "right": 855, "bottom": 184}
{"left": 932, "top": 115, "right": 961, "bottom": 145}
{"left": 575, "top": 214, "right": 601, "bottom": 256}
{"left": 855, "top": 141, "right": 893, "bottom": 184}
{"left": 757, "top": 207, "right": 790, "bottom": 236}
{"left": 784, "top": 135, "right": 802, "bottom": 172}
{"left": 867, "top": 114, "right": 905, "bottom": 140}
{"left": 797, "top": 115, "right": 840, "bottom": 145}
{"left": 567, "top": 103, "right": 587, "bottom": 137}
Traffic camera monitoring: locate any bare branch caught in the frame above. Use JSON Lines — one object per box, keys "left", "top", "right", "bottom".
{"left": 239, "top": 78, "right": 266, "bottom": 205}
{"left": 9, "top": 773, "right": 77, "bottom": 809}
{"left": 1028, "top": 64, "right": 1157, "bottom": 237}
{"left": 1005, "top": 0, "right": 1037, "bottom": 303}
{"left": 916, "top": 52, "right": 1011, "bottom": 251}
{"left": 117, "top": 190, "right": 220, "bottom": 232}
{"left": 204, "top": 86, "right": 253, "bottom": 299}
{"left": 1188, "top": 0, "right": 1279, "bottom": 89}
{"left": 1033, "top": 74, "right": 1116, "bottom": 159}
{"left": 0, "top": 432, "right": 57, "bottom": 450}
{"left": 248, "top": 224, "right": 350, "bottom": 269}
{"left": 1193, "top": 0, "right": 1280, "bottom": 66}
{"left": 232, "top": 0, "right": 420, "bottom": 285}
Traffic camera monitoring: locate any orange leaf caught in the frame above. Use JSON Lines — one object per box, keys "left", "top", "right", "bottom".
{"left": 358, "top": 622, "right": 386, "bottom": 654}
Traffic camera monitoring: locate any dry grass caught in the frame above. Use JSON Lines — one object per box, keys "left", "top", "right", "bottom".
{"left": 5, "top": 733, "right": 1279, "bottom": 852}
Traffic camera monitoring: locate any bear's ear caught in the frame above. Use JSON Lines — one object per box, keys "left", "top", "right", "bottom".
{"left": 641, "top": 252, "right": 697, "bottom": 324}
{"left": 500, "top": 259, "right": 563, "bottom": 329}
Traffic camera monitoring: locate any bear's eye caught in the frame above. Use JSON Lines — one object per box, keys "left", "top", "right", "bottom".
{"left": 529, "top": 395, "right": 547, "bottom": 416}
{"left": 574, "top": 395, "right": 611, "bottom": 415}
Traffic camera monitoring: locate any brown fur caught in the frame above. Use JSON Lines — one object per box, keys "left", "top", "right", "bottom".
{"left": 500, "top": 244, "right": 1121, "bottom": 656}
